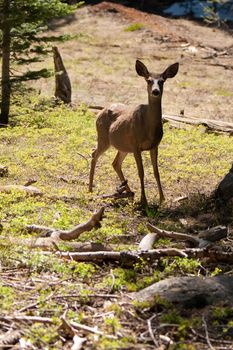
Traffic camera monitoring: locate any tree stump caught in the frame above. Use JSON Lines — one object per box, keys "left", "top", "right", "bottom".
{"left": 53, "top": 46, "right": 72, "bottom": 104}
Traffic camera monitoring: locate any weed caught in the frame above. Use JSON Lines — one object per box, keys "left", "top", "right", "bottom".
{"left": 124, "top": 23, "right": 144, "bottom": 31}
{"left": 104, "top": 315, "right": 121, "bottom": 334}
{"left": 104, "top": 302, "right": 123, "bottom": 316}
{"left": 0, "top": 285, "right": 16, "bottom": 311}
{"left": 162, "top": 257, "right": 201, "bottom": 275}
{"left": 215, "top": 89, "right": 232, "bottom": 97}
{"left": 212, "top": 306, "right": 233, "bottom": 324}
{"left": 97, "top": 336, "right": 135, "bottom": 350}
{"left": 27, "top": 323, "right": 59, "bottom": 348}
{"left": 211, "top": 267, "right": 222, "bottom": 276}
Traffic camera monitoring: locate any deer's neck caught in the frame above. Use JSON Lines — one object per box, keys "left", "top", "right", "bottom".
{"left": 147, "top": 96, "right": 163, "bottom": 130}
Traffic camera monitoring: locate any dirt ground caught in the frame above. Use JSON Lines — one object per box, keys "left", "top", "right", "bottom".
{"left": 41, "top": 1, "right": 233, "bottom": 122}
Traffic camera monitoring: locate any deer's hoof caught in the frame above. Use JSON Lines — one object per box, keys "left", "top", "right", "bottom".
{"left": 159, "top": 196, "right": 165, "bottom": 205}
{"left": 140, "top": 198, "right": 148, "bottom": 208}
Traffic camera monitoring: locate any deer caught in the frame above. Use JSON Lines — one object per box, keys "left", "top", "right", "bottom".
{"left": 89, "top": 60, "right": 179, "bottom": 206}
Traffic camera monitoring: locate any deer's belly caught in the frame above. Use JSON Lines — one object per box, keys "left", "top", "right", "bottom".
{"left": 110, "top": 136, "right": 134, "bottom": 153}
{"left": 109, "top": 121, "right": 134, "bottom": 152}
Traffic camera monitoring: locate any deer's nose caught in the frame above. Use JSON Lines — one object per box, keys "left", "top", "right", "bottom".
{"left": 152, "top": 89, "right": 160, "bottom": 96}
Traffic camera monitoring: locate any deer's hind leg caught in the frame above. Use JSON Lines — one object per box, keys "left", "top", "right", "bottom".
{"left": 112, "top": 151, "right": 132, "bottom": 193}
{"left": 89, "top": 141, "right": 109, "bottom": 192}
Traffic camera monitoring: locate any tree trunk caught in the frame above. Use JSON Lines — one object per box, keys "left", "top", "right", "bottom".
{"left": 0, "top": 0, "right": 11, "bottom": 126}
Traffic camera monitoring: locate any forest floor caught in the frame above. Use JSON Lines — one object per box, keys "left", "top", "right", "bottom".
{"left": 0, "top": 2, "right": 233, "bottom": 350}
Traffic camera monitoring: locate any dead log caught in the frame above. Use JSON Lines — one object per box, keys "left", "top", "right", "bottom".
{"left": 25, "top": 207, "right": 105, "bottom": 241}
{"left": 56, "top": 248, "right": 195, "bottom": 265}
{"left": 162, "top": 114, "right": 233, "bottom": 134}
{"left": 55, "top": 247, "right": 233, "bottom": 265}
{"left": 8, "top": 237, "right": 111, "bottom": 252}
{"left": 140, "top": 224, "right": 227, "bottom": 249}
{"left": 132, "top": 275, "right": 233, "bottom": 307}
{"left": 0, "top": 185, "right": 42, "bottom": 196}
{"left": 215, "top": 164, "right": 233, "bottom": 202}
{"left": 53, "top": 46, "right": 71, "bottom": 104}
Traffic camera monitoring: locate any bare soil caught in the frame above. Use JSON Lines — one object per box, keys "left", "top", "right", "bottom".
{"left": 42, "top": 1, "right": 233, "bottom": 122}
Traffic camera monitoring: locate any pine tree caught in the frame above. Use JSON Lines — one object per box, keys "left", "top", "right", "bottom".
{"left": 0, "top": 0, "right": 79, "bottom": 125}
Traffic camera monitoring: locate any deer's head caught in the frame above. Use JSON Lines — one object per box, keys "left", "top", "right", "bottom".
{"left": 135, "top": 60, "right": 179, "bottom": 99}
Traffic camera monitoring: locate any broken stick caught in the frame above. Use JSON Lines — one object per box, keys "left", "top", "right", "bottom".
{"left": 26, "top": 207, "right": 105, "bottom": 241}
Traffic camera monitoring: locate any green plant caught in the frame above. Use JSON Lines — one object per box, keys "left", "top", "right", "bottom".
{"left": 212, "top": 306, "right": 233, "bottom": 323}
{"left": 104, "top": 315, "right": 121, "bottom": 334}
{"left": 162, "top": 257, "right": 201, "bottom": 275}
{"left": 124, "top": 23, "right": 144, "bottom": 32}
{"left": 0, "top": 285, "right": 16, "bottom": 311}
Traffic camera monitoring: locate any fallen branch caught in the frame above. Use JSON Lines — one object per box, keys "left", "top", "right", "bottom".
{"left": 19, "top": 239, "right": 111, "bottom": 252}
{"left": 162, "top": 114, "right": 233, "bottom": 134}
{"left": 56, "top": 248, "right": 190, "bottom": 265}
{"left": 0, "top": 185, "right": 42, "bottom": 196}
{"left": 25, "top": 207, "right": 105, "bottom": 241}
{"left": 0, "top": 315, "right": 53, "bottom": 324}
{"left": 70, "top": 320, "right": 117, "bottom": 340}
{"left": 141, "top": 224, "right": 228, "bottom": 249}
{"left": 55, "top": 247, "right": 233, "bottom": 264}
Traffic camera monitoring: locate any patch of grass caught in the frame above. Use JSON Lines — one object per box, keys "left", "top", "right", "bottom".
{"left": 162, "top": 257, "right": 201, "bottom": 275}
{"left": 0, "top": 285, "right": 16, "bottom": 311}
{"left": 101, "top": 266, "right": 161, "bottom": 292}
{"left": 0, "top": 91, "right": 232, "bottom": 349}
{"left": 124, "top": 23, "right": 144, "bottom": 31}
{"left": 215, "top": 89, "right": 232, "bottom": 97}
{"left": 96, "top": 336, "right": 136, "bottom": 350}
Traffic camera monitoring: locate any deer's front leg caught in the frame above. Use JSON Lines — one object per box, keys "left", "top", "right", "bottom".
{"left": 133, "top": 150, "right": 148, "bottom": 206}
{"left": 150, "top": 147, "right": 165, "bottom": 204}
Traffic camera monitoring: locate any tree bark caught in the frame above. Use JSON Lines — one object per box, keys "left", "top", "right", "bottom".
{"left": 0, "top": 0, "right": 11, "bottom": 126}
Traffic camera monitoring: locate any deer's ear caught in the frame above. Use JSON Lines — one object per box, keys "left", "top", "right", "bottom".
{"left": 162, "top": 62, "right": 179, "bottom": 80}
{"left": 135, "top": 60, "right": 150, "bottom": 78}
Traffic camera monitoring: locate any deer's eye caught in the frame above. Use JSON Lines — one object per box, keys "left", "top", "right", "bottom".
{"left": 147, "top": 79, "right": 153, "bottom": 84}
{"left": 158, "top": 79, "right": 164, "bottom": 87}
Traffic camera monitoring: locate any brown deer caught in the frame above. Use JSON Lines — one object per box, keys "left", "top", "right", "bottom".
{"left": 89, "top": 60, "right": 179, "bottom": 206}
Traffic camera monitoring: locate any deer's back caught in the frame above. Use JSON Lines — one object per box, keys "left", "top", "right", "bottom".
{"left": 96, "top": 103, "right": 162, "bottom": 153}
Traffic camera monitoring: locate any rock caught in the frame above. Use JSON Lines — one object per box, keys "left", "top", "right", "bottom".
{"left": 0, "top": 165, "right": 8, "bottom": 177}
{"left": 133, "top": 275, "right": 233, "bottom": 308}
{"left": 216, "top": 164, "right": 233, "bottom": 202}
